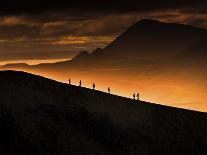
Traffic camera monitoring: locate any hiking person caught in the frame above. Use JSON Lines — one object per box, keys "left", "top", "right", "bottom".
{"left": 79, "top": 80, "right": 82, "bottom": 87}
{"left": 93, "top": 83, "right": 95, "bottom": 90}
{"left": 68, "top": 78, "right": 71, "bottom": 85}
{"left": 137, "top": 93, "right": 140, "bottom": 100}
{"left": 133, "top": 93, "right": 136, "bottom": 99}
{"left": 108, "top": 87, "right": 110, "bottom": 94}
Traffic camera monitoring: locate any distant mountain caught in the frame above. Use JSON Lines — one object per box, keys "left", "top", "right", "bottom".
{"left": 2, "top": 63, "right": 30, "bottom": 69}
{"left": 103, "top": 19, "right": 207, "bottom": 60}
{"left": 0, "top": 70, "right": 207, "bottom": 155}
{"left": 69, "top": 19, "right": 207, "bottom": 62}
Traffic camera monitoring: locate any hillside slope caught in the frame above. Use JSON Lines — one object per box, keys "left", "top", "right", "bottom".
{"left": 0, "top": 71, "right": 207, "bottom": 155}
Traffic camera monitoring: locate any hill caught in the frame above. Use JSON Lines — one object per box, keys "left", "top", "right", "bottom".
{"left": 2, "top": 63, "right": 30, "bottom": 69}
{"left": 0, "top": 70, "right": 207, "bottom": 155}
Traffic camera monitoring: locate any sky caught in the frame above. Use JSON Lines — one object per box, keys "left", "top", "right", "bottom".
{"left": 0, "top": 0, "right": 207, "bottom": 63}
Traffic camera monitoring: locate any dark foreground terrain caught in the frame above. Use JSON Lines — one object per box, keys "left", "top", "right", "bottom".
{"left": 0, "top": 71, "right": 207, "bottom": 155}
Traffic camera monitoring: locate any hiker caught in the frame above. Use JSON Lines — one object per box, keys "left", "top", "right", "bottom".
{"left": 93, "top": 83, "right": 95, "bottom": 90}
{"left": 68, "top": 78, "right": 71, "bottom": 85}
{"left": 137, "top": 93, "right": 140, "bottom": 101}
{"left": 108, "top": 87, "right": 110, "bottom": 94}
{"left": 133, "top": 93, "right": 136, "bottom": 99}
{"left": 79, "top": 80, "right": 82, "bottom": 87}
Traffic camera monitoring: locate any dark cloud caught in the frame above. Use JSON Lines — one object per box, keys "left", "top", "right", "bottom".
{"left": 0, "top": 0, "right": 206, "bottom": 15}
{"left": 0, "top": 25, "right": 40, "bottom": 39}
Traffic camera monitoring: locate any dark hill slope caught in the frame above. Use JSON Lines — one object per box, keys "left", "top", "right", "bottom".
{"left": 0, "top": 71, "right": 207, "bottom": 155}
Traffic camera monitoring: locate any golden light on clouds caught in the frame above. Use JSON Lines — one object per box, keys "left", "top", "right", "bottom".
{"left": 51, "top": 36, "right": 115, "bottom": 45}
{"left": 0, "top": 58, "right": 70, "bottom": 66}
{"left": 0, "top": 16, "right": 27, "bottom": 26}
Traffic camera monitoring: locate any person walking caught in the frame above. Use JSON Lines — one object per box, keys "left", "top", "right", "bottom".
{"left": 93, "top": 83, "right": 95, "bottom": 90}
{"left": 108, "top": 87, "right": 110, "bottom": 94}
{"left": 79, "top": 80, "right": 82, "bottom": 87}
{"left": 68, "top": 78, "right": 71, "bottom": 85}
{"left": 137, "top": 93, "right": 140, "bottom": 101}
{"left": 133, "top": 93, "right": 136, "bottom": 100}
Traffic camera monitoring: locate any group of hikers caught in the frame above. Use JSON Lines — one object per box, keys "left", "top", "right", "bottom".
{"left": 68, "top": 78, "right": 140, "bottom": 100}
{"left": 133, "top": 93, "right": 140, "bottom": 100}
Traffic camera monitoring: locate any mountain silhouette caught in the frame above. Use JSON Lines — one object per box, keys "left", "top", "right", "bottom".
{"left": 103, "top": 19, "right": 207, "bottom": 60}
{"left": 0, "top": 70, "right": 207, "bottom": 155}
{"left": 2, "top": 63, "right": 30, "bottom": 69}
{"left": 69, "top": 19, "right": 207, "bottom": 62}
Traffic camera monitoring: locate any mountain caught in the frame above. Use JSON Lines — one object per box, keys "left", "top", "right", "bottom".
{"left": 0, "top": 70, "right": 207, "bottom": 155}
{"left": 56, "top": 19, "right": 207, "bottom": 62}
{"left": 2, "top": 63, "right": 30, "bottom": 69}
{"left": 103, "top": 19, "right": 207, "bottom": 60}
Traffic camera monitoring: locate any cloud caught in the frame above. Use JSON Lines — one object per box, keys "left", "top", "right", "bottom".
{"left": 0, "top": 0, "right": 206, "bottom": 15}
{"left": 0, "top": 14, "right": 139, "bottom": 61}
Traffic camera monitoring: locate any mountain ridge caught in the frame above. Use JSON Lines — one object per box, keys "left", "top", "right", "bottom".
{"left": 103, "top": 19, "right": 207, "bottom": 60}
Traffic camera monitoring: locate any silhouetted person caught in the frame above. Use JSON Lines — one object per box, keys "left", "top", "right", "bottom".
{"left": 68, "top": 78, "right": 71, "bottom": 85}
{"left": 79, "top": 80, "right": 82, "bottom": 87}
{"left": 93, "top": 83, "right": 95, "bottom": 90}
{"left": 137, "top": 93, "right": 140, "bottom": 100}
{"left": 108, "top": 87, "right": 110, "bottom": 94}
{"left": 133, "top": 93, "right": 136, "bottom": 99}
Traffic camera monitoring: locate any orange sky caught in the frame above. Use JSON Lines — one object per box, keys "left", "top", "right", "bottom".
{"left": 0, "top": 58, "right": 71, "bottom": 66}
